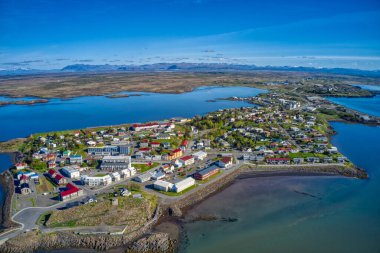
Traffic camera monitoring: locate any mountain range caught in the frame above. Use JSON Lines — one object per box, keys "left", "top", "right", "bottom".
{"left": 1, "top": 63, "right": 380, "bottom": 77}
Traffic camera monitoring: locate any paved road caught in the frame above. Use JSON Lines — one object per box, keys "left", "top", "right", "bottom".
{"left": 0, "top": 163, "right": 163, "bottom": 243}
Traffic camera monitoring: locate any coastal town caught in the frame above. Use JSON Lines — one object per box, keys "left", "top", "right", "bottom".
{"left": 8, "top": 90, "right": 360, "bottom": 210}
{"left": 0, "top": 88, "right": 373, "bottom": 252}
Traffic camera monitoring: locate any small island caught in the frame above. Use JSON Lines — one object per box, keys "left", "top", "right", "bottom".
{"left": 0, "top": 99, "right": 49, "bottom": 107}
{"left": 106, "top": 93, "right": 142, "bottom": 99}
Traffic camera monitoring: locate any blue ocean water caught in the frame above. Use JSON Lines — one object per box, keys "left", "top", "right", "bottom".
{"left": 0, "top": 86, "right": 265, "bottom": 141}
{"left": 328, "top": 95, "right": 380, "bottom": 117}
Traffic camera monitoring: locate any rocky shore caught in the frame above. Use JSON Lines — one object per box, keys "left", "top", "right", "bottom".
{"left": 106, "top": 94, "right": 142, "bottom": 99}
{"left": 0, "top": 205, "right": 164, "bottom": 253}
{"left": 0, "top": 230, "right": 176, "bottom": 253}
{"left": 0, "top": 170, "right": 17, "bottom": 233}
{"left": 0, "top": 99, "right": 49, "bottom": 107}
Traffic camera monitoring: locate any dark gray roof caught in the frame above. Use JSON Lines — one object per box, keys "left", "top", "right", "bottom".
{"left": 196, "top": 165, "right": 219, "bottom": 176}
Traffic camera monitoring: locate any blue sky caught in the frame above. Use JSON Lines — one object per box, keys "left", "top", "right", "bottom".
{"left": 1, "top": 0, "right": 380, "bottom": 70}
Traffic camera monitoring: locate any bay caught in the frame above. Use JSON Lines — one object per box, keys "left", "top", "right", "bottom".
{"left": 0, "top": 86, "right": 265, "bottom": 142}
{"left": 328, "top": 95, "right": 380, "bottom": 117}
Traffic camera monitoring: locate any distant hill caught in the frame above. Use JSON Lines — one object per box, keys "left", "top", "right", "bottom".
{"left": 60, "top": 63, "right": 380, "bottom": 77}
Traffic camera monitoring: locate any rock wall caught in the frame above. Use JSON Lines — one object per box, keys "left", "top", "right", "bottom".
{"left": 0, "top": 170, "right": 16, "bottom": 231}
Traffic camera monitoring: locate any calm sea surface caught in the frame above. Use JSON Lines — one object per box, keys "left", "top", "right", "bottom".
{"left": 328, "top": 95, "right": 380, "bottom": 117}
{"left": 328, "top": 84, "right": 380, "bottom": 117}
{"left": 0, "top": 86, "right": 265, "bottom": 142}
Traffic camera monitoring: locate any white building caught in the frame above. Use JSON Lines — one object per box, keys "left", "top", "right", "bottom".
{"left": 69, "top": 155, "right": 83, "bottom": 165}
{"left": 120, "top": 167, "right": 136, "bottom": 178}
{"left": 61, "top": 166, "right": 80, "bottom": 179}
{"left": 100, "top": 155, "right": 131, "bottom": 170}
{"left": 111, "top": 172, "right": 121, "bottom": 181}
{"left": 151, "top": 171, "right": 165, "bottom": 180}
{"left": 217, "top": 156, "right": 233, "bottom": 168}
{"left": 192, "top": 151, "right": 207, "bottom": 160}
{"left": 81, "top": 175, "right": 112, "bottom": 186}
{"left": 134, "top": 172, "right": 152, "bottom": 183}
{"left": 173, "top": 177, "right": 195, "bottom": 193}
{"left": 179, "top": 155, "right": 195, "bottom": 166}
{"left": 153, "top": 180, "right": 173, "bottom": 192}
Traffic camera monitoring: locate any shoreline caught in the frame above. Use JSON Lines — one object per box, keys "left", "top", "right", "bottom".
{"left": 0, "top": 170, "right": 17, "bottom": 233}
{"left": 152, "top": 165, "right": 367, "bottom": 253}
{"left": 0, "top": 162, "right": 367, "bottom": 253}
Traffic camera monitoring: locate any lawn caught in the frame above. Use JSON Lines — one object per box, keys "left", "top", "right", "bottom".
{"left": 36, "top": 176, "right": 56, "bottom": 194}
{"left": 133, "top": 162, "right": 160, "bottom": 173}
{"left": 36, "top": 211, "right": 52, "bottom": 226}
{"left": 94, "top": 173, "right": 108, "bottom": 177}
{"left": 288, "top": 152, "right": 327, "bottom": 159}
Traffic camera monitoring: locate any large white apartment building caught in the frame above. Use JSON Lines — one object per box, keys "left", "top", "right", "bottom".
{"left": 81, "top": 174, "right": 112, "bottom": 186}
{"left": 100, "top": 155, "right": 131, "bottom": 171}
{"left": 61, "top": 166, "right": 80, "bottom": 179}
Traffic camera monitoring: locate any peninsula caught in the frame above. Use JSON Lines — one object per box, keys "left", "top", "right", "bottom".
{"left": 0, "top": 84, "right": 374, "bottom": 252}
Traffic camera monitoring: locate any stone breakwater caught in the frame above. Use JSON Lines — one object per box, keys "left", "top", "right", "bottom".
{"left": 127, "top": 232, "right": 177, "bottom": 253}
{"left": 243, "top": 164, "right": 368, "bottom": 179}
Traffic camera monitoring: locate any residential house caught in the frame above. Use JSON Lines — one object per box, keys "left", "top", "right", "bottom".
{"left": 47, "top": 160, "right": 56, "bottom": 169}
{"left": 69, "top": 155, "right": 83, "bottom": 165}
{"left": 151, "top": 142, "right": 161, "bottom": 148}
{"left": 47, "top": 169, "right": 67, "bottom": 185}
{"left": 192, "top": 151, "right": 207, "bottom": 161}
{"left": 15, "top": 162, "right": 27, "bottom": 170}
{"left": 60, "top": 183, "right": 83, "bottom": 201}
{"left": 307, "top": 157, "right": 320, "bottom": 163}
{"left": 217, "top": 156, "right": 233, "bottom": 168}
{"left": 266, "top": 158, "right": 290, "bottom": 165}
{"left": 19, "top": 183, "right": 31, "bottom": 195}
{"left": 179, "top": 155, "right": 195, "bottom": 166}
{"left": 293, "top": 158, "right": 304, "bottom": 164}
{"left": 167, "top": 148, "right": 183, "bottom": 160}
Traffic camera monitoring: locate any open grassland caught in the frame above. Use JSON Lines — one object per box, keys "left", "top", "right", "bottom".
{"left": 0, "top": 71, "right": 378, "bottom": 98}
{"left": 45, "top": 193, "right": 157, "bottom": 229}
